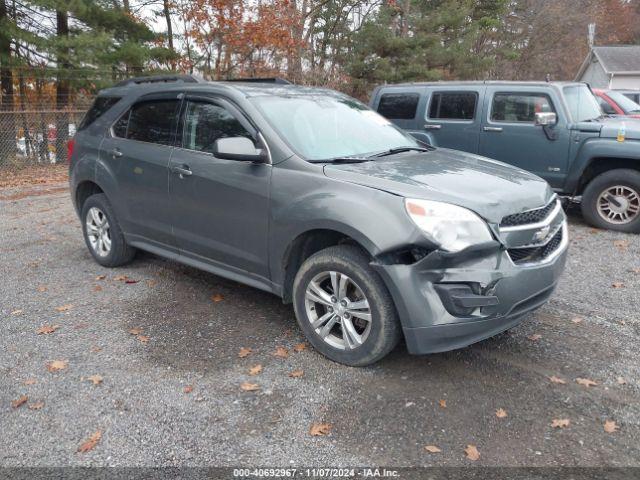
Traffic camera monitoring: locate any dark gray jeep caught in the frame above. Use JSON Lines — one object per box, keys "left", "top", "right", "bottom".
{"left": 69, "top": 75, "right": 568, "bottom": 366}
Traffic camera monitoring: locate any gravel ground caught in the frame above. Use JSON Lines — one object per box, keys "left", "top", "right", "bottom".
{"left": 1, "top": 185, "right": 639, "bottom": 467}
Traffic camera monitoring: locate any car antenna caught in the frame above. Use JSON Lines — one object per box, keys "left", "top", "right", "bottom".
{"left": 545, "top": 74, "right": 551, "bottom": 82}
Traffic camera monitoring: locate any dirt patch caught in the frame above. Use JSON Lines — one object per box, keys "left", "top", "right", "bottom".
{"left": 0, "top": 164, "right": 68, "bottom": 189}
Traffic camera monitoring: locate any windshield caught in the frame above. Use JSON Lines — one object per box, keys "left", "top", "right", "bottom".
{"left": 250, "top": 95, "right": 419, "bottom": 161}
{"left": 607, "top": 91, "right": 640, "bottom": 114}
{"left": 563, "top": 85, "right": 602, "bottom": 122}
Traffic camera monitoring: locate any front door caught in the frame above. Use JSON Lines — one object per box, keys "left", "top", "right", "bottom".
{"left": 168, "top": 95, "right": 271, "bottom": 279}
{"left": 478, "top": 88, "right": 571, "bottom": 188}
{"left": 423, "top": 86, "right": 484, "bottom": 153}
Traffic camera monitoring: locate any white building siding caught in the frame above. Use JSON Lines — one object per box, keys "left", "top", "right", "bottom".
{"left": 579, "top": 62, "right": 610, "bottom": 88}
{"left": 610, "top": 75, "right": 640, "bottom": 89}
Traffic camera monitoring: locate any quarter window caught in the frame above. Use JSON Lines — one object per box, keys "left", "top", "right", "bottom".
{"left": 79, "top": 96, "right": 121, "bottom": 130}
{"left": 181, "top": 101, "right": 252, "bottom": 154}
{"left": 428, "top": 92, "right": 477, "bottom": 120}
{"left": 112, "top": 99, "right": 179, "bottom": 144}
{"left": 597, "top": 97, "right": 616, "bottom": 115}
{"left": 377, "top": 93, "right": 419, "bottom": 120}
{"left": 491, "top": 93, "right": 555, "bottom": 123}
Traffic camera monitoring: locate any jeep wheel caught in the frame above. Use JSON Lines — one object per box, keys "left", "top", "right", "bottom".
{"left": 81, "top": 193, "right": 137, "bottom": 267}
{"left": 581, "top": 169, "right": 640, "bottom": 233}
{"left": 292, "top": 245, "right": 401, "bottom": 366}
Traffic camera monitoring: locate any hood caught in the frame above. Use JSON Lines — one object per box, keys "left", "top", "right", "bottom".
{"left": 572, "top": 117, "right": 640, "bottom": 139}
{"left": 323, "top": 148, "right": 554, "bottom": 224}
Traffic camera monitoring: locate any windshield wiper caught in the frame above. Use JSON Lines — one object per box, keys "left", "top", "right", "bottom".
{"left": 368, "top": 146, "right": 432, "bottom": 158}
{"left": 312, "top": 156, "right": 372, "bottom": 164}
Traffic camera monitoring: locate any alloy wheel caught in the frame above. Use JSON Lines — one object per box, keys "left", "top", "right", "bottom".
{"left": 85, "top": 207, "right": 111, "bottom": 257}
{"left": 304, "top": 271, "right": 372, "bottom": 350}
{"left": 596, "top": 185, "right": 640, "bottom": 225}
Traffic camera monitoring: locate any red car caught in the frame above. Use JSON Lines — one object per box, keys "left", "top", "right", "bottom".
{"left": 593, "top": 88, "right": 640, "bottom": 119}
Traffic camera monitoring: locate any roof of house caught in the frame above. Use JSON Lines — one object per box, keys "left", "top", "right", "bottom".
{"left": 576, "top": 45, "right": 640, "bottom": 80}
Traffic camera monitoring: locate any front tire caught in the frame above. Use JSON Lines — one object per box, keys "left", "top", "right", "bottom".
{"left": 81, "top": 193, "right": 136, "bottom": 267}
{"left": 581, "top": 169, "right": 640, "bottom": 233}
{"left": 292, "top": 245, "right": 401, "bottom": 366}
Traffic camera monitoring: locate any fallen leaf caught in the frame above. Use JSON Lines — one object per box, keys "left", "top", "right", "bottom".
{"left": 146, "top": 280, "right": 157, "bottom": 287}
{"left": 495, "top": 408, "right": 508, "bottom": 418}
{"left": 240, "top": 382, "right": 260, "bottom": 392}
{"left": 46, "top": 360, "right": 68, "bottom": 372}
{"left": 36, "top": 324, "right": 60, "bottom": 335}
{"left": 249, "top": 364, "right": 262, "bottom": 376}
{"left": 183, "top": 385, "right": 193, "bottom": 394}
{"left": 128, "top": 328, "right": 143, "bottom": 335}
{"left": 10, "top": 309, "right": 23, "bottom": 315}
{"left": 617, "top": 377, "right": 627, "bottom": 385}
{"left": 464, "top": 444, "right": 480, "bottom": 461}
{"left": 632, "top": 268, "right": 640, "bottom": 274}
{"left": 309, "top": 423, "right": 332, "bottom": 436}
{"left": 274, "top": 346, "right": 289, "bottom": 358}
{"left": 551, "top": 418, "right": 570, "bottom": 428}
{"left": 124, "top": 279, "right": 139, "bottom": 284}
{"left": 55, "top": 304, "right": 74, "bottom": 312}
{"left": 95, "top": 275, "right": 106, "bottom": 280}
{"left": 28, "top": 401, "right": 44, "bottom": 410}
{"left": 93, "top": 285, "right": 102, "bottom": 292}
{"left": 439, "top": 399, "right": 447, "bottom": 408}
{"left": 424, "top": 445, "right": 441, "bottom": 453}
{"left": 90, "top": 346, "right": 102, "bottom": 353}
{"left": 549, "top": 376, "right": 566, "bottom": 385}
{"left": 211, "top": 293, "right": 224, "bottom": 302}
{"left": 114, "top": 275, "right": 127, "bottom": 281}
{"left": 23, "top": 378, "right": 36, "bottom": 385}
{"left": 603, "top": 420, "right": 619, "bottom": 433}
{"left": 576, "top": 378, "right": 598, "bottom": 387}
{"left": 11, "top": 395, "right": 28, "bottom": 408}
{"left": 571, "top": 317, "right": 583, "bottom": 324}
{"left": 289, "top": 369, "right": 304, "bottom": 378}
{"left": 589, "top": 228, "right": 600, "bottom": 234}
{"left": 293, "top": 343, "right": 307, "bottom": 352}
{"left": 612, "top": 282, "right": 625, "bottom": 289}
{"left": 613, "top": 239, "right": 630, "bottom": 251}
{"left": 238, "top": 347, "right": 252, "bottom": 358}
{"left": 37, "top": 285, "right": 48, "bottom": 292}
{"left": 528, "top": 334, "right": 542, "bottom": 341}
{"left": 86, "top": 375, "right": 103, "bottom": 385}
{"left": 137, "top": 335, "right": 149, "bottom": 344}
{"left": 77, "top": 430, "right": 102, "bottom": 453}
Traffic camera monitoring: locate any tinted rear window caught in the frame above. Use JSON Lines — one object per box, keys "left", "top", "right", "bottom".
{"left": 123, "top": 100, "right": 179, "bottom": 145}
{"left": 78, "top": 96, "right": 121, "bottom": 130}
{"left": 428, "top": 92, "right": 477, "bottom": 120}
{"left": 377, "top": 93, "right": 419, "bottom": 119}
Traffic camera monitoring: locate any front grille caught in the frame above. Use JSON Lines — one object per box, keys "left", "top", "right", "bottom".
{"left": 507, "top": 227, "right": 563, "bottom": 265}
{"left": 500, "top": 199, "right": 558, "bottom": 228}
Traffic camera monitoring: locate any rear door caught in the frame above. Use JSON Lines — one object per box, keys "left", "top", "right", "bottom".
{"left": 478, "top": 87, "right": 571, "bottom": 188}
{"left": 168, "top": 95, "right": 271, "bottom": 278}
{"left": 423, "top": 86, "right": 484, "bottom": 153}
{"left": 98, "top": 93, "right": 180, "bottom": 248}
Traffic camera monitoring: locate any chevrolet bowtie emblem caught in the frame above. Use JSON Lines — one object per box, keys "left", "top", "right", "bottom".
{"left": 533, "top": 225, "right": 551, "bottom": 243}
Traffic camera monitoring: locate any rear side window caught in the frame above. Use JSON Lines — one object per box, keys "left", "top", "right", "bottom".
{"left": 428, "top": 92, "right": 477, "bottom": 120}
{"left": 377, "top": 93, "right": 419, "bottom": 119}
{"left": 181, "top": 101, "right": 252, "bottom": 154}
{"left": 491, "top": 93, "right": 555, "bottom": 123}
{"left": 78, "top": 96, "right": 121, "bottom": 130}
{"left": 113, "top": 99, "right": 179, "bottom": 145}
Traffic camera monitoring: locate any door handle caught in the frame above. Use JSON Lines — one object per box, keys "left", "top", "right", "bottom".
{"left": 110, "top": 148, "right": 123, "bottom": 158}
{"left": 171, "top": 165, "right": 193, "bottom": 178}
{"left": 483, "top": 126, "right": 503, "bottom": 132}
{"left": 424, "top": 124, "right": 442, "bottom": 130}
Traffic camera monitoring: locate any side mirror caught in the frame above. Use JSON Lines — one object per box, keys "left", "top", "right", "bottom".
{"left": 534, "top": 112, "right": 557, "bottom": 126}
{"left": 213, "top": 137, "right": 267, "bottom": 163}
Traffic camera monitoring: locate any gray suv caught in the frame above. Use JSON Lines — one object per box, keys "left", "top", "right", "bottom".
{"left": 69, "top": 75, "right": 568, "bottom": 366}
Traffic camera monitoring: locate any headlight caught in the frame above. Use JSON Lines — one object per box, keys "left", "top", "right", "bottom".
{"left": 404, "top": 198, "right": 493, "bottom": 252}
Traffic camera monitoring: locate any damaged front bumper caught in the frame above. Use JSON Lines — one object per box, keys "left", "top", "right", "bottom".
{"left": 371, "top": 222, "right": 569, "bottom": 355}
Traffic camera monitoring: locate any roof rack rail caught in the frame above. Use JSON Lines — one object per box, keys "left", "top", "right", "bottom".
{"left": 114, "top": 74, "right": 204, "bottom": 87}
{"left": 224, "top": 77, "right": 292, "bottom": 85}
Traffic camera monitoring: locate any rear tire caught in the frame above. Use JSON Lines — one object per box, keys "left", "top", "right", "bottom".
{"left": 581, "top": 169, "right": 640, "bottom": 233}
{"left": 292, "top": 245, "right": 401, "bottom": 366}
{"left": 81, "top": 193, "right": 136, "bottom": 267}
